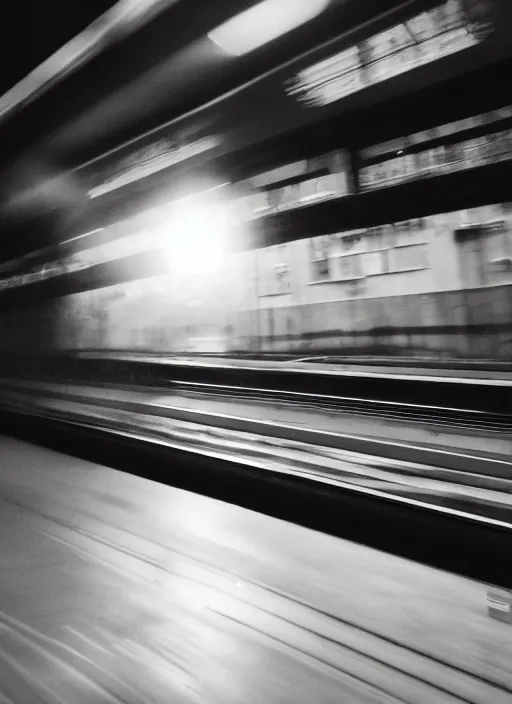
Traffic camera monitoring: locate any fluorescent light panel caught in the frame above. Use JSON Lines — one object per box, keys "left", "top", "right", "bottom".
{"left": 208, "top": 0, "right": 330, "bottom": 56}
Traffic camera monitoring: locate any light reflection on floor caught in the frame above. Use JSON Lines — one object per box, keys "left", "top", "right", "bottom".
{"left": 0, "top": 436, "right": 511, "bottom": 704}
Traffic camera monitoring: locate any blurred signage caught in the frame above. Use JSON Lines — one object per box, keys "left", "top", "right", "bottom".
{"left": 261, "top": 173, "right": 346, "bottom": 214}
{"left": 89, "top": 136, "right": 221, "bottom": 199}
{"left": 243, "top": 167, "right": 350, "bottom": 219}
{"left": 286, "top": 0, "right": 492, "bottom": 107}
{"left": 360, "top": 125, "right": 512, "bottom": 191}
{"left": 287, "top": 46, "right": 364, "bottom": 108}
{"left": 360, "top": 106, "right": 512, "bottom": 160}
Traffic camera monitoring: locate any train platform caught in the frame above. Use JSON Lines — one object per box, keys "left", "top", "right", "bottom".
{"left": 0, "top": 435, "right": 511, "bottom": 703}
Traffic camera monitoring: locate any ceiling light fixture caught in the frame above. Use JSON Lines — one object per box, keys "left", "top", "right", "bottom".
{"left": 208, "top": 0, "right": 331, "bottom": 57}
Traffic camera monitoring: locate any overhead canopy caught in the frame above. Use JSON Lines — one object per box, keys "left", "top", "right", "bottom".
{"left": 0, "top": 0, "right": 510, "bottom": 272}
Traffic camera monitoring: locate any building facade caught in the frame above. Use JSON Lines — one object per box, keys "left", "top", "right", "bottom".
{"left": 42, "top": 202, "right": 512, "bottom": 360}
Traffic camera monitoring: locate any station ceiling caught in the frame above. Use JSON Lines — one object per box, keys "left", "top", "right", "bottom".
{"left": 0, "top": 0, "right": 416, "bottom": 166}
{"left": 1, "top": 0, "right": 508, "bottom": 274}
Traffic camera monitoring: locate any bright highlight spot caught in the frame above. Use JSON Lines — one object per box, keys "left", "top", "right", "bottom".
{"left": 208, "top": 0, "right": 330, "bottom": 57}
{"left": 162, "top": 188, "right": 233, "bottom": 277}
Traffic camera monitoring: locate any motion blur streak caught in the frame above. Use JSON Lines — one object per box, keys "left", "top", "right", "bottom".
{"left": 0, "top": 0, "right": 184, "bottom": 123}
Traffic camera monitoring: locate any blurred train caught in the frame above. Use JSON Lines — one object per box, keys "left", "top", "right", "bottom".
{"left": 1, "top": 0, "right": 512, "bottom": 360}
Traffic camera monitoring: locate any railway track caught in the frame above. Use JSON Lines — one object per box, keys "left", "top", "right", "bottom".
{"left": 3, "top": 352, "right": 512, "bottom": 416}
{"left": 4, "top": 366, "right": 512, "bottom": 433}
{"left": 170, "top": 380, "right": 512, "bottom": 433}
{"left": 1, "top": 380, "right": 511, "bottom": 528}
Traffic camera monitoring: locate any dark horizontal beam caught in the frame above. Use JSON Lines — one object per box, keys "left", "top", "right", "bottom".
{"left": 0, "top": 249, "right": 167, "bottom": 307}
{"left": 249, "top": 159, "right": 512, "bottom": 248}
